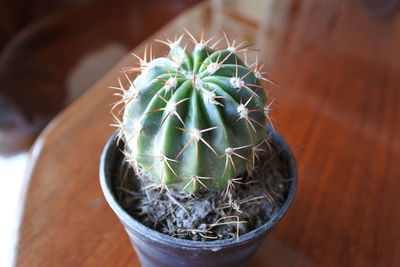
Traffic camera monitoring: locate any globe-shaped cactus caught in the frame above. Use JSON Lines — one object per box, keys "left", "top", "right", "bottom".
{"left": 114, "top": 32, "right": 273, "bottom": 194}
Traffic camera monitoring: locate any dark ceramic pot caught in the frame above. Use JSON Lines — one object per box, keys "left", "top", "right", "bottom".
{"left": 99, "top": 128, "right": 297, "bottom": 267}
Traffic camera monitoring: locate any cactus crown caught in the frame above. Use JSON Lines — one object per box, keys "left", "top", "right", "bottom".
{"left": 113, "top": 31, "right": 273, "bottom": 194}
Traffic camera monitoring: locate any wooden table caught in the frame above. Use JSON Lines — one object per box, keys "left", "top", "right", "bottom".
{"left": 16, "top": 0, "right": 400, "bottom": 266}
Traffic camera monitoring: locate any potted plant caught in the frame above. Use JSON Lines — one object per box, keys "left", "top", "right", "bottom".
{"left": 100, "top": 31, "right": 297, "bottom": 267}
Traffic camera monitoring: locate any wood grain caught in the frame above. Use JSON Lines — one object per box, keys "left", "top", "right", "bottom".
{"left": 16, "top": 0, "right": 400, "bottom": 266}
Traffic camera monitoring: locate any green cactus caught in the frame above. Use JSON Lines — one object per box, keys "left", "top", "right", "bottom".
{"left": 115, "top": 32, "right": 273, "bottom": 194}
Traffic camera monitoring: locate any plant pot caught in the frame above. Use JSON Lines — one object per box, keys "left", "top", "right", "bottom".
{"left": 99, "top": 128, "right": 297, "bottom": 267}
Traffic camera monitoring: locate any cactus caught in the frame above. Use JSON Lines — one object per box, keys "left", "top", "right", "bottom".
{"left": 114, "top": 32, "right": 273, "bottom": 194}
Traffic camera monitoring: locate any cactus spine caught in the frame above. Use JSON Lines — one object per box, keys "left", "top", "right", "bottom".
{"left": 114, "top": 32, "right": 273, "bottom": 194}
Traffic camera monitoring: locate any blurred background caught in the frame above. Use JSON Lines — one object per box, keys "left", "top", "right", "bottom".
{"left": 1, "top": 0, "right": 399, "bottom": 266}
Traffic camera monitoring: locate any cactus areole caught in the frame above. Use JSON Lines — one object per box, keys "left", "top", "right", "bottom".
{"left": 117, "top": 33, "right": 273, "bottom": 194}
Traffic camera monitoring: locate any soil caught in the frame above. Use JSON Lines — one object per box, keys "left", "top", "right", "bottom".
{"left": 113, "top": 145, "right": 291, "bottom": 241}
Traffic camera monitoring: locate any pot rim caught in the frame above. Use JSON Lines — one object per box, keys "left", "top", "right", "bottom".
{"left": 99, "top": 126, "right": 297, "bottom": 248}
